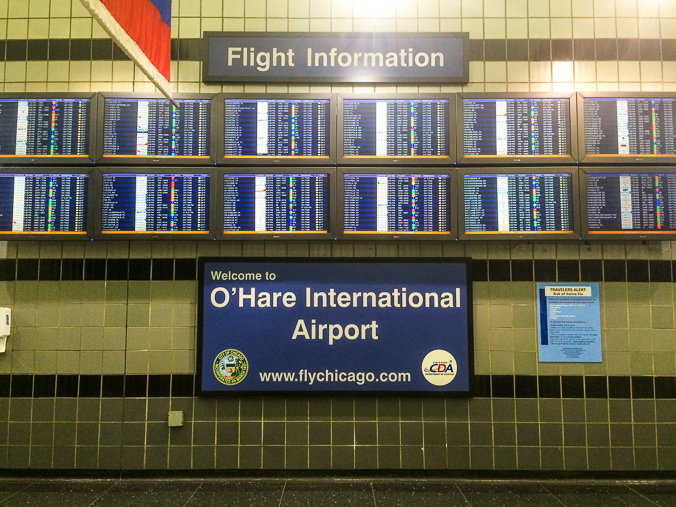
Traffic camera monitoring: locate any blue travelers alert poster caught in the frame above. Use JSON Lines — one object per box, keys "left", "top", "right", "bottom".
{"left": 197, "top": 258, "right": 473, "bottom": 394}
{"left": 537, "top": 283, "right": 602, "bottom": 363}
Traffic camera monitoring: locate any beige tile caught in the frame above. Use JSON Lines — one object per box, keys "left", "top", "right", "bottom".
{"left": 483, "top": 0, "right": 505, "bottom": 16}
{"left": 573, "top": 17, "right": 594, "bottom": 37}
{"left": 462, "top": 17, "right": 484, "bottom": 37}
{"left": 638, "top": 17, "right": 660, "bottom": 37}
{"left": 506, "top": 0, "right": 527, "bottom": 17}
{"left": 485, "top": 62, "right": 507, "bottom": 83}
{"left": 507, "top": 61, "right": 529, "bottom": 82}
{"left": 572, "top": 0, "right": 594, "bottom": 15}
{"left": 637, "top": 0, "right": 659, "bottom": 17}
{"left": 530, "top": 62, "right": 552, "bottom": 83}
{"left": 616, "top": 17, "right": 638, "bottom": 37}
{"left": 596, "top": 61, "right": 619, "bottom": 81}
{"left": 551, "top": 18, "right": 573, "bottom": 38}
{"left": 202, "top": 18, "right": 223, "bottom": 31}
{"left": 615, "top": 0, "right": 636, "bottom": 16}
{"left": 8, "top": 0, "right": 29, "bottom": 17}
{"left": 529, "top": 18, "right": 550, "bottom": 37}
{"left": 223, "top": 18, "right": 244, "bottom": 31}
{"left": 594, "top": 0, "right": 615, "bottom": 15}
{"left": 440, "top": 0, "right": 461, "bottom": 16}
{"left": 462, "top": 0, "right": 483, "bottom": 16}
{"left": 310, "top": 18, "right": 331, "bottom": 31}
{"left": 640, "top": 61, "right": 663, "bottom": 82}
{"left": 469, "top": 61, "right": 485, "bottom": 82}
{"left": 594, "top": 17, "right": 616, "bottom": 37}
{"left": 245, "top": 0, "right": 266, "bottom": 16}
{"left": 490, "top": 305, "right": 514, "bottom": 328}
{"left": 28, "top": 18, "right": 48, "bottom": 38}
{"left": 575, "top": 61, "right": 597, "bottom": 82}
{"left": 125, "top": 351, "right": 149, "bottom": 374}
{"left": 491, "top": 350, "right": 515, "bottom": 374}
{"left": 29, "top": 0, "right": 49, "bottom": 17}
{"left": 49, "top": 0, "right": 71, "bottom": 17}
{"left": 397, "top": 0, "right": 419, "bottom": 17}
{"left": 267, "top": 0, "right": 287, "bottom": 17}
{"left": 484, "top": 17, "right": 506, "bottom": 38}
{"left": 289, "top": 0, "right": 308, "bottom": 16}
{"left": 6, "top": 18, "right": 28, "bottom": 38}
{"left": 419, "top": 18, "right": 440, "bottom": 31}
{"left": 201, "top": 0, "right": 223, "bottom": 17}
{"left": 550, "top": 0, "right": 572, "bottom": 16}
{"left": 662, "top": 0, "right": 676, "bottom": 16}
{"left": 26, "top": 62, "right": 48, "bottom": 83}
{"left": 56, "top": 351, "right": 80, "bottom": 374}
{"left": 225, "top": 0, "right": 245, "bottom": 17}
{"left": 439, "top": 18, "right": 461, "bottom": 31}
{"left": 618, "top": 61, "right": 640, "bottom": 83}
{"left": 506, "top": 17, "right": 528, "bottom": 38}
{"left": 529, "top": 0, "right": 550, "bottom": 16}
{"left": 102, "top": 351, "right": 125, "bottom": 374}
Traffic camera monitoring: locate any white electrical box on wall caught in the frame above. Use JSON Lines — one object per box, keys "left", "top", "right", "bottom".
{"left": 0, "top": 308, "right": 11, "bottom": 353}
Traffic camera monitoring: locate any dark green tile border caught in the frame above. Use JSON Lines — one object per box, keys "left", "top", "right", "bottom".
{"left": 1, "top": 38, "right": 675, "bottom": 62}
{"left": 1, "top": 258, "right": 670, "bottom": 283}
{"left": 0, "top": 374, "right": 674, "bottom": 400}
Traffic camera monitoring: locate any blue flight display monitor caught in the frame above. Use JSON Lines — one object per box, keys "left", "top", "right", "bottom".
{"left": 224, "top": 98, "right": 330, "bottom": 158}
{"left": 463, "top": 173, "right": 573, "bottom": 234}
{"left": 343, "top": 174, "right": 450, "bottom": 234}
{"left": 101, "top": 173, "right": 210, "bottom": 234}
{"left": 223, "top": 173, "right": 329, "bottom": 233}
{"left": 102, "top": 98, "right": 211, "bottom": 158}
{"left": 342, "top": 98, "right": 449, "bottom": 157}
{"left": 0, "top": 174, "right": 88, "bottom": 234}
{"left": 586, "top": 173, "right": 676, "bottom": 234}
{"left": 0, "top": 98, "right": 90, "bottom": 157}
{"left": 583, "top": 97, "right": 676, "bottom": 156}
{"left": 462, "top": 98, "right": 570, "bottom": 157}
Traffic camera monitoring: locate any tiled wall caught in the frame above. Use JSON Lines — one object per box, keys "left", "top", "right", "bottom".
{"left": 0, "top": 0, "right": 675, "bottom": 471}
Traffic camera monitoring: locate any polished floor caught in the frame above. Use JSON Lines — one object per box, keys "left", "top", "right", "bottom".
{"left": 0, "top": 478, "right": 675, "bottom": 506}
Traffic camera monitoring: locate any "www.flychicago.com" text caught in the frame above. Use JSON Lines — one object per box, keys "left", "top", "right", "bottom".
{"left": 259, "top": 369, "right": 411, "bottom": 386}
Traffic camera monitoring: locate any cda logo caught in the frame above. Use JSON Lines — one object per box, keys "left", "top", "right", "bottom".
{"left": 213, "top": 349, "right": 248, "bottom": 385}
{"left": 421, "top": 349, "right": 457, "bottom": 386}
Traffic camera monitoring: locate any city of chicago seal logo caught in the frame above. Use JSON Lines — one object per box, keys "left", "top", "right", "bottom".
{"left": 421, "top": 349, "right": 457, "bottom": 386}
{"left": 213, "top": 349, "right": 248, "bottom": 385}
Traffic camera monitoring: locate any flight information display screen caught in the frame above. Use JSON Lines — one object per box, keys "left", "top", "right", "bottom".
{"left": 0, "top": 98, "right": 90, "bottom": 157}
{"left": 463, "top": 173, "right": 573, "bottom": 234}
{"left": 583, "top": 97, "right": 676, "bottom": 156}
{"left": 101, "top": 173, "right": 210, "bottom": 233}
{"left": 223, "top": 174, "right": 329, "bottom": 233}
{"left": 224, "top": 99, "right": 330, "bottom": 158}
{"left": 343, "top": 174, "right": 450, "bottom": 234}
{"left": 102, "top": 98, "right": 211, "bottom": 158}
{"left": 586, "top": 173, "right": 676, "bottom": 233}
{"left": 342, "top": 99, "right": 449, "bottom": 158}
{"left": 0, "top": 174, "right": 88, "bottom": 234}
{"left": 462, "top": 97, "right": 570, "bottom": 157}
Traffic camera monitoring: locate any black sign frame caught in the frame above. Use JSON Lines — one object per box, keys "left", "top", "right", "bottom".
{"left": 202, "top": 32, "right": 469, "bottom": 84}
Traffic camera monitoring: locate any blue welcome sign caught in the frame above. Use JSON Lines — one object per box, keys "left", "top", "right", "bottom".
{"left": 197, "top": 258, "right": 473, "bottom": 394}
